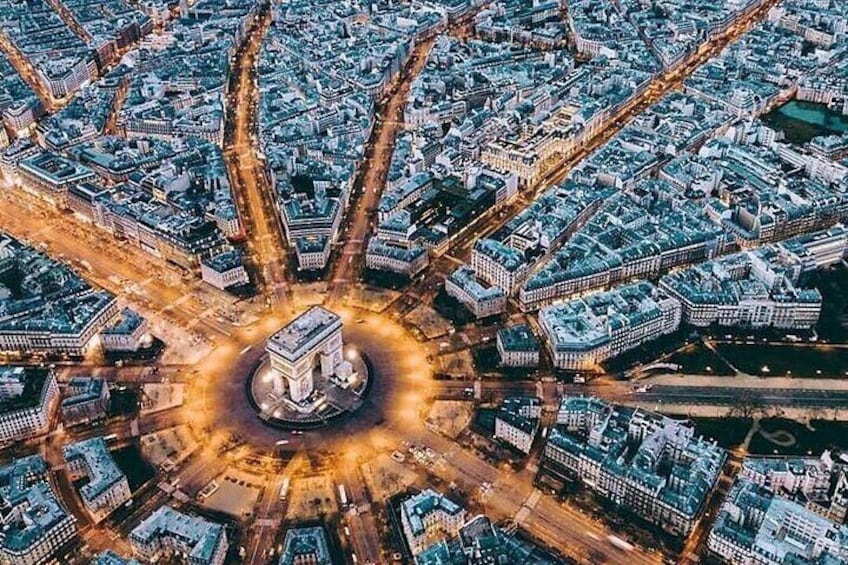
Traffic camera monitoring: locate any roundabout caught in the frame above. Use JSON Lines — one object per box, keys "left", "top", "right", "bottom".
{"left": 185, "top": 303, "right": 436, "bottom": 454}
{"left": 247, "top": 306, "right": 373, "bottom": 429}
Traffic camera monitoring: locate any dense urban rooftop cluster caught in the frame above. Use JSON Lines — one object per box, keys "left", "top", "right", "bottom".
{"left": 659, "top": 245, "right": 825, "bottom": 329}
{"left": 516, "top": 126, "right": 846, "bottom": 313}
{"left": 116, "top": 0, "right": 260, "bottom": 146}
{"left": 535, "top": 221, "right": 845, "bottom": 371}
{"left": 618, "top": 0, "right": 763, "bottom": 69}
{"left": 370, "top": 36, "right": 574, "bottom": 267}
{"left": 56, "top": 0, "right": 150, "bottom": 50}
{"left": 474, "top": 0, "right": 566, "bottom": 47}
{"left": 368, "top": 0, "right": 848, "bottom": 325}
{"left": 538, "top": 280, "right": 681, "bottom": 370}
{"left": 542, "top": 396, "right": 726, "bottom": 537}
{"left": 0, "top": 0, "right": 96, "bottom": 99}
{"left": 0, "top": 50, "right": 41, "bottom": 138}
{"left": 566, "top": 0, "right": 661, "bottom": 72}
{"left": 400, "top": 488, "right": 559, "bottom": 563}
{"left": 36, "top": 75, "right": 123, "bottom": 151}
{"left": 0, "top": 232, "right": 118, "bottom": 356}
{"left": 0, "top": 0, "right": 274, "bottom": 551}
{"left": 368, "top": 23, "right": 661, "bottom": 273}
{"left": 470, "top": 181, "right": 611, "bottom": 295}
{"left": 688, "top": 1, "right": 848, "bottom": 117}
{"left": 257, "top": 0, "right": 441, "bottom": 271}
{"left": 129, "top": 505, "right": 228, "bottom": 564}
{"left": 0, "top": 0, "right": 151, "bottom": 108}
{"left": 521, "top": 183, "right": 730, "bottom": 310}
{"left": 0, "top": 0, "right": 846, "bottom": 564}
{"left": 439, "top": 0, "right": 848, "bottom": 335}
{"left": 0, "top": 2, "right": 260, "bottom": 290}
{"left": 708, "top": 452, "right": 848, "bottom": 564}
{"left": 0, "top": 454, "right": 77, "bottom": 564}
{"left": 1, "top": 135, "right": 241, "bottom": 274}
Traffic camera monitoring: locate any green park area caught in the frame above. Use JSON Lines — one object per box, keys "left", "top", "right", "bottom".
{"left": 712, "top": 343, "right": 848, "bottom": 378}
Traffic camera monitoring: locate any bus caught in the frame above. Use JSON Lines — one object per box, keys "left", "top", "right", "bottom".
{"left": 279, "top": 477, "right": 290, "bottom": 501}
{"left": 337, "top": 484, "right": 348, "bottom": 506}
{"left": 607, "top": 535, "right": 634, "bottom": 552}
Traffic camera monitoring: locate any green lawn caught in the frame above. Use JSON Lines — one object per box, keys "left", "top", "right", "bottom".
{"left": 714, "top": 343, "right": 848, "bottom": 377}
{"left": 807, "top": 266, "right": 848, "bottom": 342}
{"left": 691, "top": 417, "right": 753, "bottom": 449}
{"left": 473, "top": 408, "right": 498, "bottom": 435}
{"left": 666, "top": 343, "right": 735, "bottom": 376}
{"left": 748, "top": 419, "right": 848, "bottom": 456}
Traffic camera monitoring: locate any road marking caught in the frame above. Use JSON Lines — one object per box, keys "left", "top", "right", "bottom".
{"left": 254, "top": 518, "right": 278, "bottom": 527}
{"left": 513, "top": 488, "right": 542, "bottom": 526}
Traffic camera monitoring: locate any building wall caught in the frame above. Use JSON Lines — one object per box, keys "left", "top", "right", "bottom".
{"left": 0, "top": 513, "right": 77, "bottom": 565}
{"left": 494, "top": 417, "right": 536, "bottom": 453}
{"left": 0, "top": 298, "right": 118, "bottom": 356}
{"left": 497, "top": 345, "right": 539, "bottom": 367}
{"left": 200, "top": 263, "right": 249, "bottom": 290}
{"left": 0, "top": 372, "right": 58, "bottom": 443}
{"left": 444, "top": 277, "right": 506, "bottom": 319}
{"left": 268, "top": 327, "right": 343, "bottom": 403}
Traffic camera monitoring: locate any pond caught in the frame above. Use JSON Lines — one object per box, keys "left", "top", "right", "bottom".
{"left": 761, "top": 100, "right": 848, "bottom": 144}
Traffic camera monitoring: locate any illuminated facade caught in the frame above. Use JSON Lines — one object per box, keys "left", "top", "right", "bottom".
{"left": 266, "top": 306, "right": 347, "bottom": 406}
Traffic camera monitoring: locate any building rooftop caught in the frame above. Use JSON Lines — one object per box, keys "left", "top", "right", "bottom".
{"left": 19, "top": 150, "right": 94, "bottom": 186}
{"left": 267, "top": 306, "right": 342, "bottom": 359}
{"left": 538, "top": 281, "right": 674, "bottom": 352}
{"left": 0, "top": 454, "right": 75, "bottom": 555}
{"left": 447, "top": 265, "right": 505, "bottom": 303}
{"left": 417, "top": 512, "right": 564, "bottom": 564}
{"left": 497, "top": 324, "right": 539, "bottom": 353}
{"left": 711, "top": 467, "right": 848, "bottom": 565}
{"left": 401, "top": 489, "right": 464, "bottom": 538}
{"left": 0, "top": 232, "right": 117, "bottom": 341}
{"left": 366, "top": 238, "right": 426, "bottom": 263}
{"left": 130, "top": 506, "right": 225, "bottom": 563}
{"left": 101, "top": 308, "right": 145, "bottom": 336}
{"left": 62, "top": 437, "right": 127, "bottom": 504}
{"left": 61, "top": 376, "right": 106, "bottom": 409}
{"left": 549, "top": 396, "right": 725, "bottom": 520}
{"left": 94, "top": 550, "right": 141, "bottom": 565}
{"left": 497, "top": 396, "right": 541, "bottom": 435}
{"left": 0, "top": 366, "right": 52, "bottom": 414}
{"left": 278, "top": 526, "right": 335, "bottom": 565}
{"left": 202, "top": 249, "right": 245, "bottom": 273}
{"left": 659, "top": 247, "right": 823, "bottom": 314}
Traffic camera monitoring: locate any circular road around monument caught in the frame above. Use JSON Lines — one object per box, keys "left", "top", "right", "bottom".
{"left": 186, "top": 306, "right": 435, "bottom": 455}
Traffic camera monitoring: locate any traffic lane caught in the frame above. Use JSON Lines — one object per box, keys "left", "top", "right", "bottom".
{"left": 328, "top": 38, "right": 437, "bottom": 298}
{"left": 338, "top": 451, "right": 383, "bottom": 564}
{"left": 0, "top": 191, "right": 233, "bottom": 343}
{"left": 346, "top": 510, "right": 382, "bottom": 565}
{"left": 394, "top": 420, "right": 662, "bottom": 564}
{"left": 636, "top": 386, "right": 848, "bottom": 407}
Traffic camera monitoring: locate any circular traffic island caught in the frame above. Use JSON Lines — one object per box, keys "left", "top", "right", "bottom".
{"left": 248, "top": 340, "right": 371, "bottom": 429}
{"left": 191, "top": 304, "right": 434, "bottom": 454}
